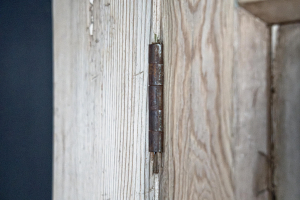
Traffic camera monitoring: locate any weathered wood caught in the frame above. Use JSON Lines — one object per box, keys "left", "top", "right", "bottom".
{"left": 53, "top": 0, "right": 277, "bottom": 199}
{"left": 53, "top": 0, "right": 154, "bottom": 199}
{"left": 273, "top": 23, "right": 300, "bottom": 200}
{"left": 161, "top": 0, "right": 270, "bottom": 199}
{"left": 233, "top": 8, "right": 270, "bottom": 200}
{"left": 239, "top": 0, "right": 300, "bottom": 24}
{"left": 161, "top": 1, "right": 234, "bottom": 198}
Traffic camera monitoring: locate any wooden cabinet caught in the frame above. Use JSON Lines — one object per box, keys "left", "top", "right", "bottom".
{"left": 53, "top": 1, "right": 300, "bottom": 199}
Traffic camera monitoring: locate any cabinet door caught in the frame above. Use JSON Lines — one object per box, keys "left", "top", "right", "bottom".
{"left": 53, "top": 1, "right": 153, "bottom": 199}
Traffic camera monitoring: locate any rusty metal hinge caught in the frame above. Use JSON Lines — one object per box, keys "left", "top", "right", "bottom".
{"left": 149, "top": 42, "right": 163, "bottom": 174}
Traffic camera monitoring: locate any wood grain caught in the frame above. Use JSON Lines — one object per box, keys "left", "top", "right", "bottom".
{"left": 54, "top": 0, "right": 274, "bottom": 199}
{"left": 53, "top": 0, "right": 154, "bottom": 199}
{"left": 161, "top": 1, "right": 270, "bottom": 199}
{"left": 273, "top": 23, "right": 300, "bottom": 200}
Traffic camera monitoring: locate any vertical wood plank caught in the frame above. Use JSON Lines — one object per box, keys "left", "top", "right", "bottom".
{"left": 161, "top": 1, "right": 235, "bottom": 199}
{"left": 161, "top": 1, "right": 270, "bottom": 199}
{"left": 233, "top": 8, "right": 270, "bottom": 200}
{"left": 273, "top": 23, "right": 300, "bottom": 200}
{"left": 53, "top": 0, "right": 153, "bottom": 199}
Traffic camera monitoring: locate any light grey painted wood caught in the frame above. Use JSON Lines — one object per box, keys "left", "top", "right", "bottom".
{"left": 53, "top": 0, "right": 154, "bottom": 199}
{"left": 273, "top": 23, "right": 300, "bottom": 200}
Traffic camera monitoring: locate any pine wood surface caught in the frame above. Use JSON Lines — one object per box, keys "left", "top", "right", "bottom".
{"left": 161, "top": 1, "right": 270, "bottom": 199}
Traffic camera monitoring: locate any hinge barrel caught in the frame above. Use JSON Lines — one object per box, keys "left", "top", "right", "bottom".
{"left": 149, "top": 43, "right": 164, "bottom": 155}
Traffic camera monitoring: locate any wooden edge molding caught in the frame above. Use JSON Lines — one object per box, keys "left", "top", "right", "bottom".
{"left": 239, "top": 0, "right": 300, "bottom": 24}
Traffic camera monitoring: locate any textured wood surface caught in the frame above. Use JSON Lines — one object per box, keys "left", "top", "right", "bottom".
{"left": 53, "top": 0, "right": 274, "bottom": 199}
{"left": 273, "top": 24, "right": 300, "bottom": 200}
{"left": 161, "top": 1, "right": 270, "bottom": 199}
{"left": 239, "top": 0, "right": 300, "bottom": 24}
{"left": 233, "top": 9, "right": 270, "bottom": 200}
{"left": 53, "top": 0, "right": 154, "bottom": 199}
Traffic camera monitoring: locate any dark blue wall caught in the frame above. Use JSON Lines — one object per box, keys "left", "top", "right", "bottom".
{"left": 0, "top": 1, "right": 53, "bottom": 199}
